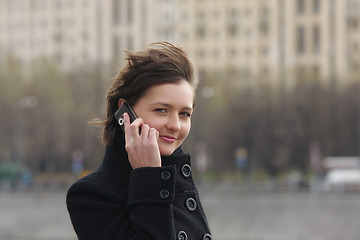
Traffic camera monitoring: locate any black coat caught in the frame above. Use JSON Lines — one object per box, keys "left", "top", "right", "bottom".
{"left": 66, "top": 130, "right": 212, "bottom": 240}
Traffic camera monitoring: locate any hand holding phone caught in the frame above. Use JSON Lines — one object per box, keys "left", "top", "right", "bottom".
{"left": 114, "top": 102, "right": 161, "bottom": 169}
{"left": 115, "top": 103, "right": 138, "bottom": 132}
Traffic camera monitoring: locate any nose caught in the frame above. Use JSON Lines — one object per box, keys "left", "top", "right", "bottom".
{"left": 167, "top": 114, "right": 181, "bottom": 132}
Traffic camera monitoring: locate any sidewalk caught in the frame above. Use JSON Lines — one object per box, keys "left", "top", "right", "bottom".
{"left": 1, "top": 184, "right": 360, "bottom": 240}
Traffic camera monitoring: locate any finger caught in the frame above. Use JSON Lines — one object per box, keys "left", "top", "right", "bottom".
{"left": 124, "top": 113, "right": 143, "bottom": 137}
{"left": 123, "top": 113, "right": 133, "bottom": 149}
{"left": 129, "top": 119, "right": 144, "bottom": 136}
{"left": 140, "top": 124, "right": 150, "bottom": 140}
{"left": 131, "top": 118, "right": 144, "bottom": 128}
{"left": 123, "top": 112, "right": 130, "bottom": 134}
{"left": 149, "top": 128, "right": 159, "bottom": 141}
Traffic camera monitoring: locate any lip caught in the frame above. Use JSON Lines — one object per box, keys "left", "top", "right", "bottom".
{"left": 159, "top": 135, "right": 176, "bottom": 143}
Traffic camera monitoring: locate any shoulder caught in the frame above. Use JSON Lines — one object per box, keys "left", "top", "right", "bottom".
{"left": 67, "top": 170, "right": 127, "bottom": 207}
{"left": 66, "top": 171, "right": 133, "bottom": 239}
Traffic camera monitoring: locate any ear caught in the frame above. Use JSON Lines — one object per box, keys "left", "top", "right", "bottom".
{"left": 118, "top": 98, "right": 126, "bottom": 108}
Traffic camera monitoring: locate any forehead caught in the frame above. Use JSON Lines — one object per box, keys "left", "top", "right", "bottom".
{"left": 142, "top": 80, "right": 194, "bottom": 106}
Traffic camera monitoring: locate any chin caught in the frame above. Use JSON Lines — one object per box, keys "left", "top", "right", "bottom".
{"left": 160, "top": 150, "right": 174, "bottom": 157}
{"left": 159, "top": 146, "right": 177, "bottom": 157}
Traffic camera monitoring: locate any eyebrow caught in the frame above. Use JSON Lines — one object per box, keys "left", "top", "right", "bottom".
{"left": 150, "top": 101, "right": 193, "bottom": 111}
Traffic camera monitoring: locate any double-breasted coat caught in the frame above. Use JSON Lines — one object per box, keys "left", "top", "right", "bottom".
{"left": 66, "top": 130, "right": 212, "bottom": 240}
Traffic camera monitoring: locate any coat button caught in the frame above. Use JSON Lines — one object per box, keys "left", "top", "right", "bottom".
{"left": 177, "top": 230, "right": 188, "bottom": 240}
{"left": 181, "top": 164, "right": 192, "bottom": 178}
{"left": 203, "top": 233, "right": 213, "bottom": 240}
{"left": 161, "top": 170, "right": 171, "bottom": 181}
{"left": 185, "top": 197, "right": 197, "bottom": 212}
{"left": 159, "top": 189, "right": 170, "bottom": 200}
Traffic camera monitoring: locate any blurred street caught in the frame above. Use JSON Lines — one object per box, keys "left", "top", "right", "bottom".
{"left": 1, "top": 183, "right": 360, "bottom": 240}
{"left": 200, "top": 183, "right": 360, "bottom": 240}
{"left": 2, "top": 1, "right": 360, "bottom": 239}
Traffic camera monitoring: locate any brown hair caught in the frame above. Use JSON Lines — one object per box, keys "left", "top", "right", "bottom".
{"left": 93, "top": 42, "right": 197, "bottom": 146}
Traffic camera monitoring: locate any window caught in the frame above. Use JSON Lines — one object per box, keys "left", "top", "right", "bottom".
{"left": 213, "top": 49, "right": 220, "bottom": 58}
{"left": 196, "top": 11, "right": 205, "bottom": 22}
{"left": 244, "top": 28, "right": 252, "bottom": 38}
{"left": 245, "top": 48, "right": 252, "bottom": 57}
{"left": 127, "top": 0, "right": 133, "bottom": 24}
{"left": 297, "top": 0, "right": 305, "bottom": 14}
{"left": 296, "top": 26, "right": 305, "bottom": 55}
{"left": 260, "top": 7, "right": 269, "bottom": 18}
{"left": 228, "top": 48, "right": 237, "bottom": 58}
{"left": 313, "top": 0, "right": 320, "bottom": 13}
{"left": 228, "top": 9, "right": 237, "bottom": 22}
{"left": 227, "top": 24, "right": 237, "bottom": 37}
{"left": 196, "top": 49, "right": 205, "bottom": 59}
{"left": 160, "top": 28, "right": 174, "bottom": 40}
{"left": 55, "top": 53, "right": 63, "bottom": 64}
{"left": 261, "top": 66, "right": 269, "bottom": 76}
{"left": 348, "top": 17, "right": 359, "bottom": 30}
{"left": 213, "top": 10, "right": 219, "bottom": 19}
{"left": 127, "top": 35, "right": 133, "bottom": 51}
{"left": 313, "top": 25, "right": 321, "bottom": 54}
{"left": 311, "top": 65, "right": 320, "bottom": 80}
{"left": 181, "top": 32, "right": 189, "bottom": 41}
{"left": 195, "top": 26, "right": 206, "bottom": 39}
{"left": 195, "top": 11, "right": 205, "bottom": 38}
{"left": 261, "top": 46, "right": 268, "bottom": 56}
{"left": 113, "top": 35, "right": 121, "bottom": 60}
{"left": 213, "top": 30, "right": 220, "bottom": 39}
{"left": 56, "top": 0, "right": 62, "bottom": 9}
{"left": 244, "top": 8, "right": 251, "bottom": 17}
{"left": 259, "top": 22, "right": 269, "bottom": 36}
{"left": 295, "top": 65, "right": 306, "bottom": 81}
{"left": 259, "top": 6, "right": 269, "bottom": 36}
{"left": 353, "top": 42, "right": 359, "bottom": 52}
{"left": 113, "top": 0, "right": 121, "bottom": 25}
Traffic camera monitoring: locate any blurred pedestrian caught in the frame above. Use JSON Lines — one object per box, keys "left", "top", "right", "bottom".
{"left": 235, "top": 147, "right": 248, "bottom": 169}
{"left": 66, "top": 42, "right": 212, "bottom": 240}
{"left": 71, "top": 150, "right": 84, "bottom": 178}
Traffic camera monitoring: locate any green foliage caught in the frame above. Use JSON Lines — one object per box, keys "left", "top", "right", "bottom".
{"left": 0, "top": 57, "right": 107, "bottom": 172}
{"left": 191, "top": 70, "right": 360, "bottom": 177}
{"left": 0, "top": 162, "right": 21, "bottom": 182}
{"left": 1, "top": 59, "right": 360, "bottom": 178}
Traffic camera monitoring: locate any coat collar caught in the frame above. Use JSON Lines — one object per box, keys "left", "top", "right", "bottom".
{"left": 98, "top": 129, "right": 191, "bottom": 182}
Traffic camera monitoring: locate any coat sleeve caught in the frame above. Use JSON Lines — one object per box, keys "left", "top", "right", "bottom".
{"left": 66, "top": 166, "right": 177, "bottom": 240}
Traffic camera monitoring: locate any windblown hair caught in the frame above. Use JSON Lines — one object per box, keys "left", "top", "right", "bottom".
{"left": 92, "top": 42, "right": 197, "bottom": 146}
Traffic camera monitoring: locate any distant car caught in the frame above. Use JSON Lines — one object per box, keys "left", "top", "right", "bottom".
{"left": 323, "top": 169, "right": 360, "bottom": 192}
{"left": 286, "top": 171, "right": 309, "bottom": 190}
{"left": 0, "top": 162, "right": 22, "bottom": 189}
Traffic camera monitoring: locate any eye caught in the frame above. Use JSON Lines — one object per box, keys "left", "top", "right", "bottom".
{"left": 180, "top": 111, "right": 192, "bottom": 118}
{"left": 154, "top": 108, "right": 167, "bottom": 113}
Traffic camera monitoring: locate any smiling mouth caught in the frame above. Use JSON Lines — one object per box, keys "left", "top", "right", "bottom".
{"left": 159, "top": 135, "right": 176, "bottom": 143}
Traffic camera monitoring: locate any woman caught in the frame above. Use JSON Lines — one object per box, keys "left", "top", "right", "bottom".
{"left": 66, "top": 42, "right": 212, "bottom": 240}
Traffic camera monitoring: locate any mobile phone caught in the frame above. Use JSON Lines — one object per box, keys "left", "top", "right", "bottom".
{"left": 114, "top": 103, "right": 138, "bottom": 132}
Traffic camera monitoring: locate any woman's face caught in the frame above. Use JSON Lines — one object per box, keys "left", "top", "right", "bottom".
{"left": 132, "top": 79, "right": 194, "bottom": 156}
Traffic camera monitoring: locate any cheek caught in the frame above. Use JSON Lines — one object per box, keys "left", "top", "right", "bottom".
{"left": 181, "top": 122, "right": 191, "bottom": 138}
{"left": 143, "top": 116, "right": 163, "bottom": 130}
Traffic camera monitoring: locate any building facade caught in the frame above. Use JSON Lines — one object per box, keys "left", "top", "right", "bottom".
{"left": 176, "top": 0, "right": 360, "bottom": 86}
{"left": 1, "top": 0, "right": 360, "bottom": 85}
{"left": 0, "top": 0, "right": 105, "bottom": 71}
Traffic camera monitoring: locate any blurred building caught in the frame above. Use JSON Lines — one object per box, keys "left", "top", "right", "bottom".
{"left": 1, "top": 0, "right": 360, "bottom": 85}
{"left": 177, "top": 0, "right": 360, "bottom": 86}
{"left": 0, "top": 0, "right": 178, "bottom": 71}
{"left": 0, "top": 0, "right": 103, "bottom": 71}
